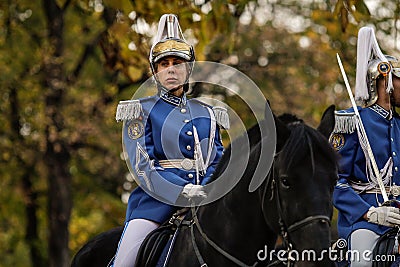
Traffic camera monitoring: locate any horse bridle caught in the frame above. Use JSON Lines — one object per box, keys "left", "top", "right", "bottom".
{"left": 189, "top": 168, "right": 331, "bottom": 267}
{"left": 189, "top": 143, "right": 332, "bottom": 267}
{"left": 267, "top": 150, "right": 331, "bottom": 266}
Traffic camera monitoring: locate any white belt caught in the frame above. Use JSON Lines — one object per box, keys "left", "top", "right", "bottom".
{"left": 350, "top": 181, "right": 400, "bottom": 197}
{"left": 159, "top": 159, "right": 196, "bottom": 170}
{"left": 356, "top": 186, "right": 400, "bottom": 196}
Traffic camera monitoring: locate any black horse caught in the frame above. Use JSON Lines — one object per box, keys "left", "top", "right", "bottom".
{"left": 71, "top": 105, "right": 338, "bottom": 267}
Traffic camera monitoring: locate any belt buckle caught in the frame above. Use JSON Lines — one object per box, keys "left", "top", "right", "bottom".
{"left": 181, "top": 158, "right": 193, "bottom": 170}
{"left": 391, "top": 185, "right": 400, "bottom": 197}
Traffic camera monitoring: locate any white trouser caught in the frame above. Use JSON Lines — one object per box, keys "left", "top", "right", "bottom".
{"left": 113, "top": 218, "right": 159, "bottom": 267}
{"left": 349, "top": 229, "right": 380, "bottom": 267}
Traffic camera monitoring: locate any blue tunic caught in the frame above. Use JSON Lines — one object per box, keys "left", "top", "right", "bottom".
{"left": 332, "top": 104, "right": 400, "bottom": 240}
{"left": 120, "top": 92, "right": 225, "bottom": 224}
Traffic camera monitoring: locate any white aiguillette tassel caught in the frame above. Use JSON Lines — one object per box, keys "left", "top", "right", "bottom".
{"left": 333, "top": 111, "right": 357, "bottom": 134}
{"left": 212, "top": 106, "right": 230, "bottom": 130}
{"left": 115, "top": 100, "right": 142, "bottom": 122}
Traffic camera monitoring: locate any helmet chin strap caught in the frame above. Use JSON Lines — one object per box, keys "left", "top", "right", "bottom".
{"left": 155, "top": 78, "right": 186, "bottom": 98}
{"left": 381, "top": 80, "right": 396, "bottom": 115}
{"left": 155, "top": 67, "right": 191, "bottom": 96}
{"left": 378, "top": 66, "right": 395, "bottom": 111}
{"left": 163, "top": 84, "right": 183, "bottom": 95}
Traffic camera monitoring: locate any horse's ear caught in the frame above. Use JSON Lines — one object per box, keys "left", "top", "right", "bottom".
{"left": 317, "top": 105, "right": 336, "bottom": 139}
{"left": 274, "top": 114, "right": 290, "bottom": 151}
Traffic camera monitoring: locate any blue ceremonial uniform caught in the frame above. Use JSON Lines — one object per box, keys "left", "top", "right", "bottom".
{"left": 118, "top": 91, "right": 225, "bottom": 224}
{"left": 332, "top": 104, "right": 400, "bottom": 240}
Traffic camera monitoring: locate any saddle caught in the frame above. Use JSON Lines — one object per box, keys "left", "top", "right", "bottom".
{"left": 135, "top": 224, "right": 175, "bottom": 267}
{"left": 135, "top": 208, "right": 190, "bottom": 267}
{"left": 372, "top": 228, "right": 400, "bottom": 267}
{"left": 331, "top": 230, "right": 400, "bottom": 267}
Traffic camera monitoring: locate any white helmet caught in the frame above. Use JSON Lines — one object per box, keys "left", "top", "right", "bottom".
{"left": 149, "top": 14, "right": 195, "bottom": 87}
{"left": 355, "top": 27, "right": 399, "bottom": 107}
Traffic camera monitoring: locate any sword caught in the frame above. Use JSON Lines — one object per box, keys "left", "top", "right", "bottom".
{"left": 336, "top": 53, "right": 389, "bottom": 203}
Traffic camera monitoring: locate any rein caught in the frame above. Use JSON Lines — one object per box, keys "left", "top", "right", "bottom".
{"left": 189, "top": 205, "right": 258, "bottom": 267}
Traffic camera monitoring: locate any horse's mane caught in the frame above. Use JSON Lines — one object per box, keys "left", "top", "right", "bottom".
{"left": 277, "top": 113, "right": 303, "bottom": 125}
{"left": 278, "top": 123, "right": 337, "bottom": 174}
{"left": 211, "top": 114, "right": 337, "bottom": 184}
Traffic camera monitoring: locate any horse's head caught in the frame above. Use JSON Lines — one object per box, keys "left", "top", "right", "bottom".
{"left": 264, "top": 105, "right": 338, "bottom": 266}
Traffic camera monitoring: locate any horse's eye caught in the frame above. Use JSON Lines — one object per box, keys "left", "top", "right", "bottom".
{"left": 280, "top": 176, "right": 290, "bottom": 188}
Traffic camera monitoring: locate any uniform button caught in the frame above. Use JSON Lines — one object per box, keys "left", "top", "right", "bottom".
{"left": 181, "top": 108, "right": 187, "bottom": 113}
{"left": 183, "top": 119, "right": 190, "bottom": 123}
{"left": 395, "top": 167, "right": 399, "bottom": 172}
{"left": 391, "top": 138, "right": 394, "bottom": 142}
{"left": 186, "top": 145, "right": 191, "bottom": 150}
{"left": 188, "top": 174, "right": 194, "bottom": 178}
{"left": 187, "top": 131, "right": 193, "bottom": 136}
{"left": 393, "top": 152, "right": 397, "bottom": 156}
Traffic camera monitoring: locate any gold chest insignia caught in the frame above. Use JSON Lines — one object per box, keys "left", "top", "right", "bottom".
{"left": 329, "top": 133, "right": 345, "bottom": 151}
{"left": 127, "top": 120, "right": 144, "bottom": 140}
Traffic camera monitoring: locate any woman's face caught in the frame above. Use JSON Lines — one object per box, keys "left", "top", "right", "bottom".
{"left": 155, "top": 56, "right": 188, "bottom": 92}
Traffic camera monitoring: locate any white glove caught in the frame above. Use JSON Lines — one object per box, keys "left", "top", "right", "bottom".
{"left": 181, "top": 183, "right": 207, "bottom": 199}
{"left": 366, "top": 206, "right": 400, "bottom": 227}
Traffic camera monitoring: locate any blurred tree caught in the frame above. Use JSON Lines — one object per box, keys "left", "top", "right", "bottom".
{"left": 0, "top": 1, "right": 130, "bottom": 266}
{"left": 0, "top": 0, "right": 252, "bottom": 266}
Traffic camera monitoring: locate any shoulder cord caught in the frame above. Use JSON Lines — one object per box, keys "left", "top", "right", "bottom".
{"left": 190, "top": 206, "right": 258, "bottom": 267}
{"left": 192, "top": 107, "right": 216, "bottom": 184}
{"left": 204, "top": 107, "right": 216, "bottom": 168}
{"left": 193, "top": 126, "right": 205, "bottom": 184}
{"left": 355, "top": 122, "right": 392, "bottom": 192}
